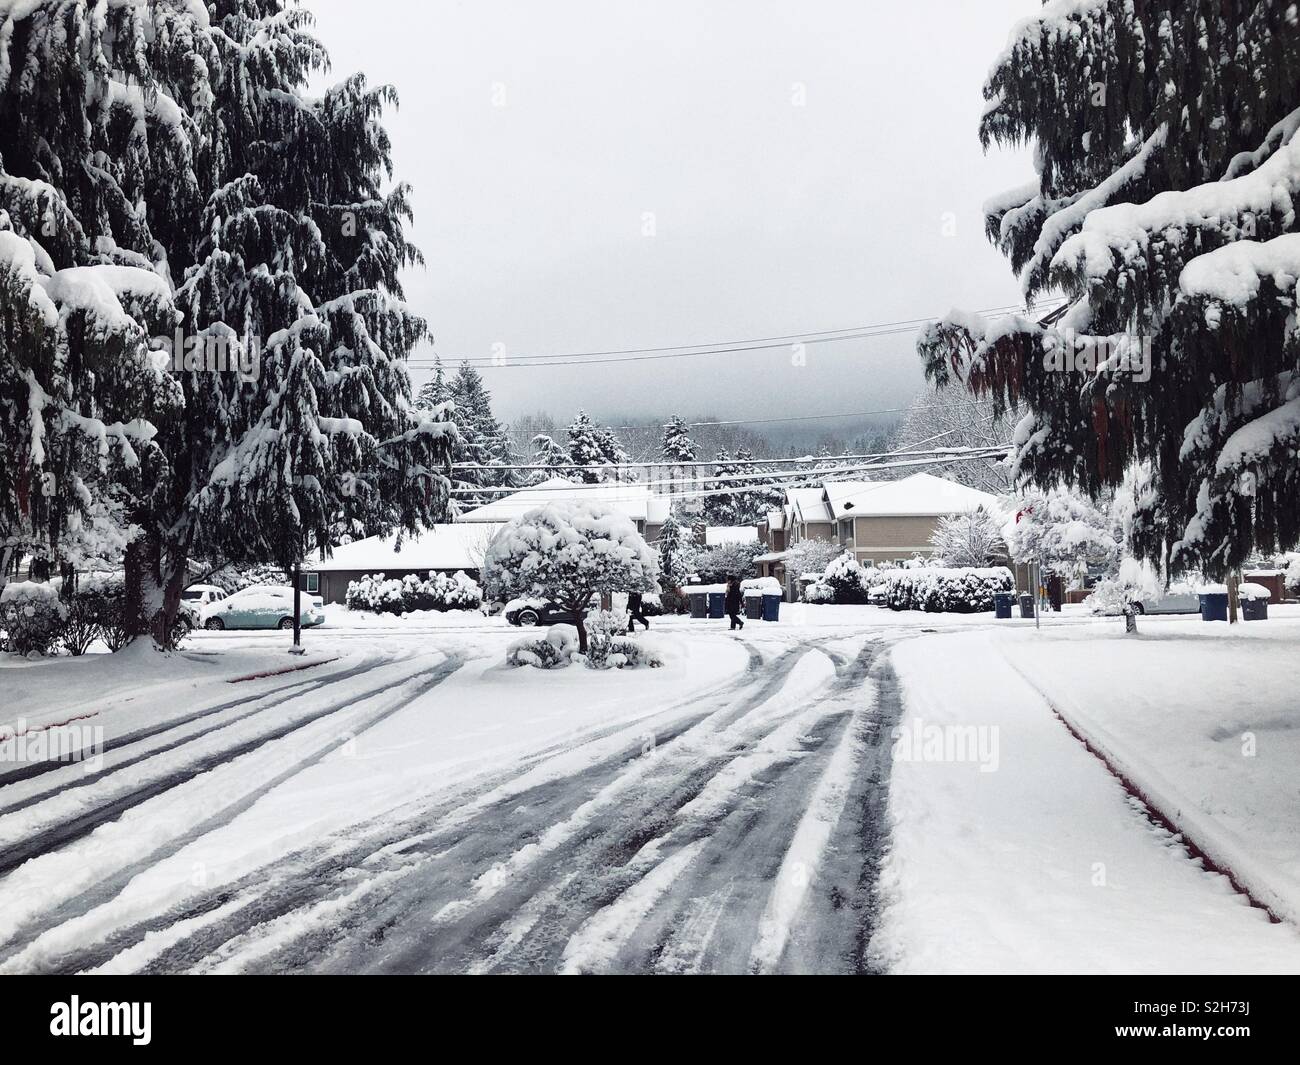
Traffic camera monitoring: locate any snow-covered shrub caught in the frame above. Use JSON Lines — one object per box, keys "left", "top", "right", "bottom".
{"left": 881, "top": 567, "right": 1014, "bottom": 613}
{"left": 507, "top": 625, "right": 578, "bottom": 669}
{"left": 1, "top": 582, "right": 67, "bottom": 656}
{"left": 60, "top": 589, "right": 102, "bottom": 656}
{"left": 784, "top": 538, "right": 845, "bottom": 578}
{"left": 802, "top": 580, "right": 834, "bottom": 604}
{"left": 821, "top": 552, "right": 870, "bottom": 604}
{"left": 582, "top": 608, "right": 631, "bottom": 669}
{"left": 687, "top": 539, "right": 765, "bottom": 584}
{"left": 1285, "top": 555, "right": 1300, "bottom": 597}
{"left": 605, "top": 635, "right": 666, "bottom": 669}
{"left": 930, "top": 508, "right": 1007, "bottom": 567}
{"left": 344, "top": 570, "right": 483, "bottom": 614}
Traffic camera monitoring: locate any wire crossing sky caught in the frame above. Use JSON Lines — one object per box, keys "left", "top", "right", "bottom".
{"left": 307, "top": 0, "right": 1043, "bottom": 423}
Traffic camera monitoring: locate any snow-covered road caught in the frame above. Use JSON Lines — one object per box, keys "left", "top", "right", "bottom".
{"left": 0, "top": 617, "right": 908, "bottom": 973}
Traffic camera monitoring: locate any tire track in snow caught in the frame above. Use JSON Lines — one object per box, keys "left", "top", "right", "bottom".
{"left": 136, "top": 639, "right": 828, "bottom": 973}
{"left": 0, "top": 656, "right": 464, "bottom": 971}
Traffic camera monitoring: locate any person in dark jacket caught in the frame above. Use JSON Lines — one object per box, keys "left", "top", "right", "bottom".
{"left": 627, "top": 590, "right": 650, "bottom": 632}
{"left": 724, "top": 576, "right": 744, "bottom": 631}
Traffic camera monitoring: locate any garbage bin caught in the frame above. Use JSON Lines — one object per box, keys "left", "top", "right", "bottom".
{"left": 743, "top": 593, "right": 763, "bottom": 620}
{"left": 1242, "top": 597, "right": 1269, "bottom": 621}
{"left": 688, "top": 592, "right": 707, "bottom": 619}
{"left": 707, "top": 591, "right": 725, "bottom": 619}
{"left": 1199, "top": 592, "right": 1229, "bottom": 622}
{"left": 761, "top": 594, "right": 781, "bottom": 622}
{"left": 993, "top": 592, "right": 1015, "bottom": 620}
{"left": 1018, "top": 593, "right": 1035, "bottom": 619}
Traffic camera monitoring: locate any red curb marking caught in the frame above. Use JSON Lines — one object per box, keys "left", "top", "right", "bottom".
{"left": 227, "top": 656, "right": 340, "bottom": 684}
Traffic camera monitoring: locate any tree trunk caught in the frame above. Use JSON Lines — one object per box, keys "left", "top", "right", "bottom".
{"left": 574, "top": 615, "right": 588, "bottom": 654}
{"left": 1227, "top": 570, "right": 1241, "bottom": 625}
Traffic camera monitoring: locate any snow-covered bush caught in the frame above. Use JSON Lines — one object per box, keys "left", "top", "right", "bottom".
{"left": 1, "top": 582, "right": 67, "bottom": 656}
{"left": 821, "top": 552, "right": 870, "bottom": 604}
{"left": 483, "top": 502, "right": 658, "bottom": 653}
{"left": 784, "top": 538, "right": 844, "bottom": 579}
{"left": 604, "top": 635, "right": 666, "bottom": 669}
{"left": 581, "top": 608, "right": 631, "bottom": 669}
{"left": 507, "top": 625, "right": 578, "bottom": 669}
{"left": 344, "top": 570, "right": 483, "bottom": 614}
{"left": 929, "top": 507, "right": 1007, "bottom": 567}
{"left": 1286, "top": 555, "right": 1300, "bottom": 597}
{"left": 802, "top": 580, "right": 834, "bottom": 604}
{"left": 687, "top": 539, "right": 765, "bottom": 584}
{"left": 881, "top": 567, "right": 1014, "bottom": 613}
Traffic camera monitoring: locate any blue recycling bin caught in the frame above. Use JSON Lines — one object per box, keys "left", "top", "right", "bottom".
{"left": 761, "top": 594, "right": 781, "bottom": 622}
{"left": 688, "top": 592, "right": 707, "bottom": 619}
{"left": 708, "top": 592, "right": 725, "bottom": 619}
{"left": 1199, "top": 592, "right": 1229, "bottom": 622}
{"left": 1242, "top": 597, "right": 1268, "bottom": 621}
{"left": 993, "top": 592, "right": 1015, "bottom": 619}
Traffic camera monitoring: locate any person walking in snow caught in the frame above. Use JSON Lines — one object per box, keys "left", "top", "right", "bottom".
{"left": 627, "top": 590, "right": 650, "bottom": 633}
{"left": 724, "top": 576, "right": 744, "bottom": 631}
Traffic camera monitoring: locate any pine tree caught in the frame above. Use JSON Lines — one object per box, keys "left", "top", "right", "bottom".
{"left": 531, "top": 433, "right": 571, "bottom": 474}
{"left": 567, "top": 410, "right": 608, "bottom": 483}
{"left": 919, "top": 1, "right": 1300, "bottom": 579}
{"left": 1, "top": 1, "right": 456, "bottom": 641}
{"left": 656, "top": 510, "right": 691, "bottom": 592}
{"left": 415, "top": 355, "right": 451, "bottom": 412}
{"left": 660, "top": 415, "right": 697, "bottom": 463}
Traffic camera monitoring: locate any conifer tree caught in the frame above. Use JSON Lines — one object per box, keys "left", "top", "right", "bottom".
{"left": 919, "top": 1, "right": 1300, "bottom": 578}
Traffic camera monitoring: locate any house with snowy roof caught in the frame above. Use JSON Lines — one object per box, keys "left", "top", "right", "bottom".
{"left": 303, "top": 522, "right": 505, "bottom": 604}
{"left": 826, "top": 473, "right": 1000, "bottom": 565}
{"left": 456, "top": 477, "right": 670, "bottom": 541}
{"left": 755, "top": 474, "right": 1001, "bottom": 597}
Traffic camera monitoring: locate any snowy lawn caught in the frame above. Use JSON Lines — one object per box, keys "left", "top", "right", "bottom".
{"left": 998, "top": 608, "right": 1300, "bottom": 927}
{"left": 873, "top": 614, "right": 1300, "bottom": 973}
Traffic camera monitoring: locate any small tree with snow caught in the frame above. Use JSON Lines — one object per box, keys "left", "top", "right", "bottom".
{"left": 785, "top": 538, "right": 844, "bottom": 578}
{"left": 930, "top": 508, "right": 1008, "bottom": 568}
{"left": 656, "top": 511, "right": 691, "bottom": 593}
{"left": 482, "top": 502, "right": 659, "bottom": 653}
{"left": 1003, "top": 488, "right": 1120, "bottom": 580}
{"left": 660, "top": 415, "right": 697, "bottom": 463}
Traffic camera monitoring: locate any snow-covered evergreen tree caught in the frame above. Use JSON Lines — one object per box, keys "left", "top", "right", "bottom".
{"left": 919, "top": 0, "right": 1300, "bottom": 579}
{"left": 531, "top": 433, "right": 571, "bottom": 474}
{"left": 1003, "top": 487, "right": 1120, "bottom": 579}
{"left": 656, "top": 510, "right": 691, "bottom": 592}
{"left": 415, "top": 355, "right": 451, "bottom": 413}
{"left": 660, "top": 415, "right": 697, "bottom": 463}
{"left": 566, "top": 410, "right": 608, "bottom": 483}
{"left": 0, "top": 1, "right": 456, "bottom": 641}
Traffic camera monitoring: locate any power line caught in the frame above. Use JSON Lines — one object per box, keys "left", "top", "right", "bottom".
{"left": 408, "top": 299, "right": 1065, "bottom": 371}
{"left": 448, "top": 445, "right": 1011, "bottom": 497}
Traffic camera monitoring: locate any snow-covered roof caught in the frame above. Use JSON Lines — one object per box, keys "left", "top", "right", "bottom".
{"left": 705, "top": 526, "right": 760, "bottom": 547}
{"left": 308, "top": 523, "right": 505, "bottom": 572}
{"left": 823, "top": 480, "right": 874, "bottom": 520}
{"left": 785, "top": 487, "right": 832, "bottom": 524}
{"left": 764, "top": 509, "right": 786, "bottom": 531}
{"left": 457, "top": 478, "right": 668, "bottom": 525}
{"left": 832, "top": 473, "right": 999, "bottom": 518}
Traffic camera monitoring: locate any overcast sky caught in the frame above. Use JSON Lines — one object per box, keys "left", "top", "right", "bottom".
{"left": 308, "top": 0, "right": 1041, "bottom": 431}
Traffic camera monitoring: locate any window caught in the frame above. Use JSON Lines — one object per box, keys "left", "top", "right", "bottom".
{"left": 304, "top": 573, "right": 319, "bottom": 593}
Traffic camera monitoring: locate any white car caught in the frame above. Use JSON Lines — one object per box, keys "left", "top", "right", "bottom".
{"left": 182, "top": 583, "right": 228, "bottom": 608}
{"left": 1129, "top": 590, "right": 1201, "bottom": 615}
{"left": 200, "top": 584, "right": 325, "bottom": 630}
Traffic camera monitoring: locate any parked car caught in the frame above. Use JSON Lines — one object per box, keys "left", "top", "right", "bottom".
{"left": 200, "top": 585, "right": 325, "bottom": 630}
{"left": 504, "top": 598, "right": 581, "bottom": 627}
{"left": 1129, "top": 589, "right": 1200, "bottom": 615}
{"left": 182, "top": 583, "right": 228, "bottom": 608}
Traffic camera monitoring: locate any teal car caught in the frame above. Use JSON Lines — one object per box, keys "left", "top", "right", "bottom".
{"left": 200, "top": 585, "right": 325, "bottom": 630}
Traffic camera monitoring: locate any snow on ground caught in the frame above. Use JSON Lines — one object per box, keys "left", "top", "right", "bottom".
{"left": 998, "top": 612, "right": 1300, "bottom": 927}
{"left": 872, "top": 613, "right": 1300, "bottom": 974}
{"left": 5, "top": 601, "right": 1300, "bottom": 973}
